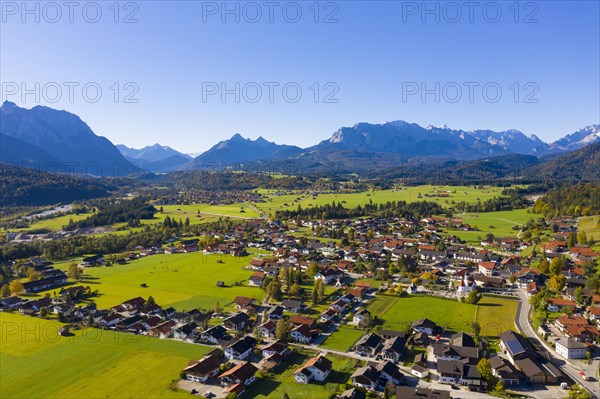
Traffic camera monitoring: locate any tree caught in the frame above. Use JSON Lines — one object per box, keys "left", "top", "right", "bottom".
{"left": 577, "top": 231, "right": 588, "bottom": 246}
{"left": 27, "top": 269, "right": 42, "bottom": 281}
{"left": 215, "top": 301, "right": 223, "bottom": 313}
{"left": 494, "top": 380, "right": 505, "bottom": 393}
{"left": 548, "top": 274, "right": 566, "bottom": 292}
{"left": 471, "top": 322, "right": 481, "bottom": 342}
{"left": 306, "top": 262, "right": 319, "bottom": 277}
{"left": 67, "top": 263, "right": 82, "bottom": 280}
{"left": 311, "top": 287, "right": 318, "bottom": 306}
{"left": 39, "top": 306, "right": 48, "bottom": 318}
{"left": 317, "top": 279, "right": 325, "bottom": 303}
{"left": 538, "top": 258, "right": 550, "bottom": 274}
{"left": 568, "top": 384, "right": 591, "bottom": 399}
{"left": 466, "top": 290, "right": 480, "bottom": 305}
{"left": 550, "top": 257, "right": 563, "bottom": 275}
{"left": 477, "top": 358, "right": 493, "bottom": 381}
{"left": 275, "top": 318, "right": 290, "bottom": 340}
{"left": 568, "top": 232, "right": 577, "bottom": 249}
{"left": 288, "top": 283, "right": 300, "bottom": 296}
{"left": 358, "top": 312, "right": 373, "bottom": 331}
{"left": 269, "top": 281, "right": 283, "bottom": 301}
{"left": 146, "top": 296, "right": 156, "bottom": 307}
{"left": 0, "top": 284, "right": 11, "bottom": 298}
{"left": 574, "top": 286, "right": 584, "bottom": 304}
{"left": 9, "top": 280, "right": 24, "bottom": 294}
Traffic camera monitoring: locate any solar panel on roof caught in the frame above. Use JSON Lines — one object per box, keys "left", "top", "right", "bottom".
{"left": 506, "top": 340, "right": 524, "bottom": 355}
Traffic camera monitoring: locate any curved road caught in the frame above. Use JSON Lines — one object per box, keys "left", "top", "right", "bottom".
{"left": 515, "top": 289, "right": 599, "bottom": 398}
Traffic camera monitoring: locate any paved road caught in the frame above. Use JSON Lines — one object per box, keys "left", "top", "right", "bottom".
{"left": 515, "top": 289, "right": 599, "bottom": 398}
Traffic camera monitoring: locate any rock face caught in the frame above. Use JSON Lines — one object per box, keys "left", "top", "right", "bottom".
{"left": 0, "top": 101, "right": 134, "bottom": 176}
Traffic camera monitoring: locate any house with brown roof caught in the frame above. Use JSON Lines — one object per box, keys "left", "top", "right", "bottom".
{"left": 294, "top": 354, "right": 332, "bottom": 384}
{"left": 477, "top": 261, "right": 496, "bottom": 277}
{"left": 219, "top": 362, "right": 258, "bottom": 387}
{"left": 290, "top": 324, "right": 319, "bottom": 344}
{"left": 233, "top": 296, "right": 256, "bottom": 310}
{"left": 546, "top": 298, "right": 577, "bottom": 312}
{"left": 183, "top": 353, "right": 222, "bottom": 383}
{"left": 289, "top": 315, "right": 317, "bottom": 329}
{"left": 249, "top": 272, "right": 266, "bottom": 287}
{"left": 555, "top": 314, "right": 588, "bottom": 332}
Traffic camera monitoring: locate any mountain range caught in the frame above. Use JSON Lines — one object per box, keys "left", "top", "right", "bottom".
{"left": 1, "top": 101, "right": 599, "bottom": 175}
{"left": 116, "top": 143, "right": 192, "bottom": 173}
{"left": 0, "top": 101, "right": 132, "bottom": 176}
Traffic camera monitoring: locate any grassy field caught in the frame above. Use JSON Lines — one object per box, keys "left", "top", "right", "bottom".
{"left": 151, "top": 204, "right": 259, "bottom": 223}
{"left": 7, "top": 203, "right": 259, "bottom": 234}
{"left": 449, "top": 208, "right": 534, "bottom": 243}
{"left": 320, "top": 326, "right": 364, "bottom": 351}
{"left": 10, "top": 212, "right": 94, "bottom": 232}
{"left": 367, "top": 295, "right": 477, "bottom": 333}
{"left": 475, "top": 296, "right": 519, "bottom": 337}
{"left": 250, "top": 351, "right": 357, "bottom": 399}
{"left": 51, "top": 252, "right": 265, "bottom": 311}
{"left": 0, "top": 312, "right": 210, "bottom": 399}
{"left": 579, "top": 216, "right": 600, "bottom": 242}
{"left": 253, "top": 185, "right": 514, "bottom": 217}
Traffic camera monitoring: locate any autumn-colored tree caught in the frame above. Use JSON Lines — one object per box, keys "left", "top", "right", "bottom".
{"left": 477, "top": 358, "right": 493, "bottom": 381}
{"left": 275, "top": 318, "right": 290, "bottom": 340}
{"left": 548, "top": 274, "right": 566, "bottom": 292}
{"left": 1, "top": 284, "right": 11, "bottom": 298}
{"left": 9, "top": 280, "right": 24, "bottom": 294}
{"left": 538, "top": 258, "right": 550, "bottom": 274}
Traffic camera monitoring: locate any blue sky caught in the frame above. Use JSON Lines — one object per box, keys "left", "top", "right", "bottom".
{"left": 1, "top": 0, "right": 599, "bottom": 153}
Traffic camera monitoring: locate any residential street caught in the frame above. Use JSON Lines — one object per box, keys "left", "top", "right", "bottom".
{"left": 515, "top": 289, "right": 600, "bottom": 398}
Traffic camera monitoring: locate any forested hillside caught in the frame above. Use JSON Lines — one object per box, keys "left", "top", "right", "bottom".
{"left": 0, "top": 165, "right": 116, "bottom": 206}
{"left": 533, "top": 183, "right": 600, "bottom": 217}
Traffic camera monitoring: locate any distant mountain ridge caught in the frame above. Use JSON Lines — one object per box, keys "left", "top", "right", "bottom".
{"left": 1, "top": 101, "right": 598, "bottom": 177}
{"left": 116, "top": 143, "right": 191, "bottom": 172}
{"left": 0, "top": 101, "right": 134, "bottom": 176}
{"left": 188, "top": 133, "right": 303, "bottom": 166}
{"left": 547, "top": 125, "right": 600, "bottom": 153}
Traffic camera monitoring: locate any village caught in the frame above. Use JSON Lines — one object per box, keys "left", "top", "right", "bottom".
{"left": 1, "top": 212, "right": 599, "bottom": 399}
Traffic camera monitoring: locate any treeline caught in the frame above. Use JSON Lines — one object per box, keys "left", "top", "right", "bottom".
{"left": 166, "top": 171, "right": 314, "bottom": 191}
{"left": 454, "top": 190, "right": 529, "bottom": 212}
{"left": 0, "top": 164, "right": 116, "bottom": 206}
{"left": 64, "top": 197, "right": 156, "bottom": 230}
{"left": 533, "top": 183, "right": 600, "bottom": 217}
{"left": 0, "top": 218, "right": 248, "bottom": 263}
{"left": 275, "top": 200, "right": 449, "bottom": 220}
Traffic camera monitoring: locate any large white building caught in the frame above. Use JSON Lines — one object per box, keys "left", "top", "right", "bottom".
{"left": 555, "top": 337, "right": 588, "bottom": 359}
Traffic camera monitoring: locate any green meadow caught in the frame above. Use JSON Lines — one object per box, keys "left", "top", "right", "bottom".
{"left": 253, "top": 185, "right": 514, "bottom": 217}
{"left": 367, "top": 295, "right": 477, "bottom": 333}
{"left": 449, "top": 208, "right": 534, "bottom": 243}
{"left": 365, "top": 295, "right": 517, "bottom": 337}
{"left": 579, "top": 216, "right": 600, "bottom": 242}
{"left": 150, "top": 203, "right": 259, "bottom": 224}
{"left": 0, "top": 313, "right": 210, "bottom": 399}
{"left": 320, "top": 326, "right": 364, "bottom": 352}
{"left": 475, "top": 296, "right": 519, "bottom": 337}
{"left": 10, "top": 212, "right": 94, "bottom": 232}
{"left": 52, "top": 253, "right": 265, "bottom": 311}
